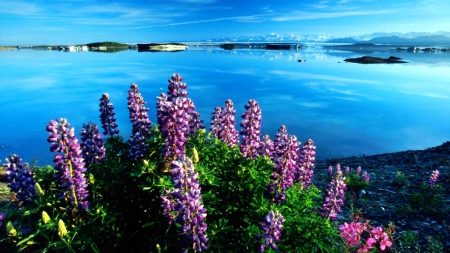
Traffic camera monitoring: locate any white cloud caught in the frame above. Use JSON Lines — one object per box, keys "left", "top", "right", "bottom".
{"left": 272, "top": 10, "right": 392, "bottom": 22}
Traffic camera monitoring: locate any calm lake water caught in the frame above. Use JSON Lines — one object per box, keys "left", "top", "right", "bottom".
{"left": 1, "top": 44, "right": 450, "bottom": 166}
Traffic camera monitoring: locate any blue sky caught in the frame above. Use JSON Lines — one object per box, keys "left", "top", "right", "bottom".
{"left": 1, "top": 0, "right": 449, "bottom": 45}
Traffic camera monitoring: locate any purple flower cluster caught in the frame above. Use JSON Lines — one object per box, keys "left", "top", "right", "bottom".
{"left": 272, "top": 125, "right": 289, "bottom": 159}
{"left": 261, "top": 135, "right": 274, "bottom": 157}
{"left": 240, "top": 99, "right": 263, "bottom": 159}
{"left": 158, "top": 74, "right": 204, "bottom": 162}
{"left": 321, "top": 164, "right": 346, "bottom": 221}
{"left": 99, "top": 93, "right": 119, "bottom": 137}
{"left": 80, "top": 122, "right": 106, "bottom": 166}
{"left": 257, "top": 210, "right": 285, "bottom": 252}
{"left": 46, "top": 118, "right": 89, "bottom": 211}
{"left": 210, "top": 106, "right": 221, "bottom": 137}
{"left": 162, "top": 98, "right": 191, "bottom": 161}
{"left": 127, "top": 83, "right": 152, "bottom": 136}
{"left": 5, "top": 154, "right": 36, "bottom": 206}
{"left": 296, "top": 139, "right": 316, "bottom": 189}
{"left": 210, "top": 99, "right": 239, "bottom": 147}
{"left": 160, "top": 156, "right": 209, "bottom": 252}
{"left": 265, "top": 135, "right": 299, "bottom": 203}
{"left": 428, "top": 170, "right": 439, "bottom": 187}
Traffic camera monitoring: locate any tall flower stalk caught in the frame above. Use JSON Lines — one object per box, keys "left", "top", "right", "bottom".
{"left": 5, "top": 154, "right": 36, "bottom": 206}
{"left": 128, "top": 83, "right": 151, "bottom": 136}
{"left": 127, "top": 83, "right": 152, "bottom": 160}
{"left": 210, "top": 99, "right": 239, "bottom": 147}
{"left": 257, "top": 210, "right": 285, "bottom": 252}
{"left": 239, "top": 99, "right": 262, "bottom": 159}
{"left": 99, "top": 93, "right": 119, "bottom": 137}
{"left": 265, "top": 135, "right": 299, "bottom": 203}
{"left": 296, "top": 139, "right": 316, "bottom": 189}
{"left": 160, "top": 156, "right": 209, "bottom": 252}
{"left": 80, "top": 122, "right": 106, "bottom": 166}
{"left": 46, "top": 118, "right": 89, "bottom": 211}
{"left": 321, "top": 164, "right": 346, "bottom": 221}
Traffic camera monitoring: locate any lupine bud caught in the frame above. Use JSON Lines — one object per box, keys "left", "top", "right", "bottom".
{"left": 35, "top": 183, "right": 45, "bottom": 196}
{"left": 7, "top": 221, "right": 17, "bottom": 236}
{"left": 42, "top": 211, "right": 51, "bottom": 224}
{"left": 58, "top": 219, "right": 67, "bottom": 237}
{"left": 192, "top": 147, "right": 199, "bottom": 163}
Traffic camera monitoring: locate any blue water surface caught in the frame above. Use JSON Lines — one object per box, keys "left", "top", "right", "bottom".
{"left": 1, "top": 45, "right": 450, "bottom": 166}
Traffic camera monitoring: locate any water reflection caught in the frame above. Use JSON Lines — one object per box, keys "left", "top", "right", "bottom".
{"left": 1, "top": 45, "right": 449, "bottom": 166}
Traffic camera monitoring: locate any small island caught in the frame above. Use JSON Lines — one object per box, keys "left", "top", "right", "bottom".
{"left": 344, "top": 56, "right": 408, "bottom": 64}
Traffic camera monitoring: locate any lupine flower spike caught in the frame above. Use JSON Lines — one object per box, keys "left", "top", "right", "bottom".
{"left": 218, "top": 99, "right": 239, "bottom": 147}
{"left": 261, "top": 135, "right": 274, "bottom": 157}
{"left": 240, "top": 99, "right": 263, "bottom": 159}
{"left": 160, "top": 156, "right": 209, "bottom": 252}
{"left": 296, "top": 139, "right": 316, "bottom": 189}
{"left": 428, "top": 170, "right": 439, "bottom": 187}
{"left": 257, "top": 210, "right": 285, "bottom": 252}
{"left": 321, "top": 164, "right": 346, "bottom": 221}
{"left": 127, "top": 83, "right": 152, "bottom": 160}
{"left": 80, "top": 122, "right": 106, "bottom": 166}
{"left": 265, "top": 135, "right": 299, "bottom": 203}
{"left": 46, "top": 118, "right": 89, "bottom": 212}
{"left": 5, "top": 154, "right": 36, "bottom": 206}
{"left": 99, "top": 93, "right": 119, "bottom": 137}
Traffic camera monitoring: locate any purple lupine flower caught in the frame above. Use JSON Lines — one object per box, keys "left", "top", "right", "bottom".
{"left": 210, "top": 106, "right": 221, "bottom": 138}
{"left": 156, "top": 92, "right": 169, "bottom": 135}
{"left": 80, "top": 122, "right": 106, "bottom": 166}
{"left": 321, "top": 164, "right": 346, "bottom": 221}
{"left": 128, "top": 132, "right": 148, "bottom": 160}
{"left": 217, "top": 99, "right": 239, "bottom": 147}
{"left": 4, "top": 154, "right": 36, "bottom": 206}
{"left": 265, "top": 135, "right": 299, "bottom": 203}
{"left": 46, "top": 118, "right": 89, "bottom": 211}
{"left": 273, "top": 125, "right": 289, "bottom": 158}
{"left": 187, "top": 100, "right": 205, "bottom": 135}
{"left": 160, "top": 156, "right": 209, "bottom": 252}
{"left": 167, "top": 73, "right": 188, "bottom": 100}
{"left": 257, "top": 210, "right": 285, "bottom": 252}
{"left": 99, "top": 93, "right": 119, "bottom": 137}
{"left": 261, "top": 135, "right": 274, "bottom": 157}
{"left": 296, "top": 139, "right": 316, "bottom": 189}
{"left": 159, "top": 74, "right": 204, "bottom": 138}
{"left": 327, "top": 166, "right": 333, "bottom": 179}
{"left": 127, "top": 83, "right": 151, "bottom": 137}
{"left": 428, "top": 170, "right": 439, "bottom": 187}
{"left": 361, "top": 170, "right": 370, "bottom": 182}
{"left": 345, "top": 167, "right": 350, "bottom": 174}
{"left": 356, "top": 166, "right": 362, "bottom": 175}
{"left": 163, "top": 98, "right": 190, "bottom": 161}
{"left": 240, "top": 99, "right": 263, "bottom": 159}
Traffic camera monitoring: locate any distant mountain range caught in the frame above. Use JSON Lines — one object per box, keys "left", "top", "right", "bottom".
{"left": 327, "top": 35, "right": 450, "bottom": 45}
{"left": 205, "top": 31, "right": 450, "bottom": 45}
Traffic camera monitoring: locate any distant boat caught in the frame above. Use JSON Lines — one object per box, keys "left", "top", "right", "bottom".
{"left": 137, "top": 43, "right": 188, "bottom": 52}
